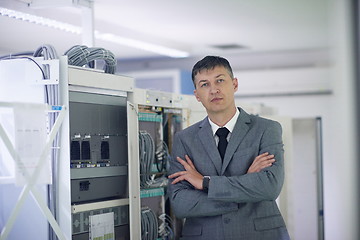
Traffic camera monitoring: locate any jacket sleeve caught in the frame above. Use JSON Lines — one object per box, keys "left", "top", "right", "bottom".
{"left": 208, "top": 120, "right": 285, "bottom": 202}
{"left": 168, "top": 132, "right": 238, "bottom": 219}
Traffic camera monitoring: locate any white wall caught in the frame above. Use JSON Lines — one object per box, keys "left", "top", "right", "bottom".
{"left": 231, "top": 3, "right": 359, "bottom": 239}
{"left": 234, "top": 67, "right": 332, "bottom": 97}
{"left": 234, "top": 39, "right": 357, "bottom": 240}
{"left": 326, "top": 1, "right": 358, "bottom": 239}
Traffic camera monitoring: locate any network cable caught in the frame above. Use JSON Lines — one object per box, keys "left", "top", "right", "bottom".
{"left": 155, "top": 140, "right": 170, "bottom": 173}
{"left": 141, "top": 207, "right": 159, "bottom": 240}
{"left": 64, "top": 45, "right": 117, "bottom": 74}
{"left": 158, "top": 213, "right": 175, "bottom": 240}
{"left": 139, "top": 131, "right": 155, "bottom": 187}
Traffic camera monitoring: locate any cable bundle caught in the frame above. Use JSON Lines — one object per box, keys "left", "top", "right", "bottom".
{"left": 32, "top": 45, "right": 59, "bottom": 104}
{"left": 155, "top": 140, "right": 170, "bottom": 172}
{"left": 33, "top": 44, "right": 58, "bottom": 61}
{"left": 64, "top": 45, "right": 117, "bottom": 74}
{"left": 139, "top": 131, "right": 155, "bottom": 187}
{"left": 158, "top": 213, "right": 175, "bottom": 240}
{"left": 141, "top": 207, "right": 158, "bottom": 240}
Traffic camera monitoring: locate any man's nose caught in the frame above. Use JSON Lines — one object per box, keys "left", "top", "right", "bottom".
{"left": 210, "top": 86, "right": 219, "bottom": 94}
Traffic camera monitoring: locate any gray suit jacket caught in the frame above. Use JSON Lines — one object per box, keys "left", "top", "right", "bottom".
{"left": 168, "top": 108, "right": 290, "bottom": 240}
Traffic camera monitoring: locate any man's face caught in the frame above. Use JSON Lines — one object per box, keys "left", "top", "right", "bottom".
{"left": 193, "top": 66, "right": 238, "bottom": 115}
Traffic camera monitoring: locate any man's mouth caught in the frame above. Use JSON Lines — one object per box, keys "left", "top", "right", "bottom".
{"left": 211, "top": 97, "right": 222, "bottom": 102}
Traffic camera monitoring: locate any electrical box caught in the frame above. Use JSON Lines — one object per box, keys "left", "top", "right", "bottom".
{"left": 69, "top": 92, "right": 128, "bottom": 203}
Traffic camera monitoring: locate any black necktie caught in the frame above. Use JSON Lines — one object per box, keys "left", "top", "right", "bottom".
{"left": 216, "top": 127, "right": 229, "bottom": 160}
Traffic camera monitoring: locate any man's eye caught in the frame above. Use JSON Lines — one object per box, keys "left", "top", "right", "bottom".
{"left": 217, "top": 79, "right": 224, "bottom": 83}
{"left": 201, "top": 83, "right": 208, "bottom": 87}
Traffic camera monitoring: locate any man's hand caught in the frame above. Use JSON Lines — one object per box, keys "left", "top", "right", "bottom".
{"left": 168, "top": 155, "right": 204, "bottom": 190}
{"left": 247, "top": 152, "right": 275, "bottom": 173}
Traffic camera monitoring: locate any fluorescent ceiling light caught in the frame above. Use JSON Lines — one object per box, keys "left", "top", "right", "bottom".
{"left": 0, "top": 7, "right": 189, "bottom": 58}
{"left": 0, "top": 7, "right": 82, "bottom": 34}
{"left": 95, "top": 32, "right": 189, "bottom": 58}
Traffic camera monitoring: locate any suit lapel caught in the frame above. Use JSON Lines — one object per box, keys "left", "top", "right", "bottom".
{"left": 198, "top": 118, "right": 222, "bottom": 175}
{"left": 221, "top": 108, "right": 251, "bottom": 175}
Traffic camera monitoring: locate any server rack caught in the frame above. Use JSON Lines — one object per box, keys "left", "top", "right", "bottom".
{"left": 57, "top": 56, "right": 140, "bottom": 240}
{"left": 129, "top": 88, "right": 189, "bottom": 240}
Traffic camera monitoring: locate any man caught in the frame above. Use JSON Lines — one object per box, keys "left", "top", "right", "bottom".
{"left": 168, "top": 56, "right": 290, "bottom": 240}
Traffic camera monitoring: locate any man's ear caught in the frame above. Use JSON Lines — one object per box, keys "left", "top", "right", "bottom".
{"left": 193, "top": 89, "right": 201, "bottom": 102}
{"left": 233, "top": 78, "right": 239, "bottom": 91}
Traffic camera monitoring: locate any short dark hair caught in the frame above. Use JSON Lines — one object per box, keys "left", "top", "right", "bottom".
{"left": 191, "top": 56, "right": 234, "bottom": 87}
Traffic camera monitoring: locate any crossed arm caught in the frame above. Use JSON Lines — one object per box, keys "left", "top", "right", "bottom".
{"left": 168, "top": 152, "right": 275, "bottom": 190}
{"left": 167, "top": 151, "right": 281, "bottom": 218}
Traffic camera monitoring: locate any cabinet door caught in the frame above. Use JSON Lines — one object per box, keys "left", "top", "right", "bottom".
{"left": 126, "top": 101, "right": 141, "bottom": 240}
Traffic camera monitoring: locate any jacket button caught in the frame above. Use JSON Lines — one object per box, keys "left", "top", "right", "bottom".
{"left": 224, "top": 218, "right": 230, "bottom": 224}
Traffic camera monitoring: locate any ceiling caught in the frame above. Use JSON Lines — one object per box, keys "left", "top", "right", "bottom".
{"left": 0, "top": 0, "right": 331, "bottom": 62}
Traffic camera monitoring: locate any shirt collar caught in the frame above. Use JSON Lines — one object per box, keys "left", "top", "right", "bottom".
{"left": 208, "top": 108, "right": 240, "bottom": 136}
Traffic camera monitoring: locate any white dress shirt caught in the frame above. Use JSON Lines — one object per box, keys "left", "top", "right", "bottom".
{"left": 208, "top": 108, "right": 240, "bottom": 146}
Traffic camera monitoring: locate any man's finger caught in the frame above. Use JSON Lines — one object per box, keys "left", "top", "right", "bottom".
{"left": 255, "top": 154, "right": 274, "bottom": 163}
{"left": 264, "top": 154, "right": 275, "bottom": 160}
{"left": 255, "top": 157, "right": 275, "bottom": 167}
{"left": 253, "top": 152, "right": 268, "bottom": 161}
{"left": 168, "top": 171, "right": 186, "bottom": 179}
{"left": 171, "top": 176, "right": 185, "bottom": 185}
{"left": 257, "top": 152, "right": 269, "bottom": 158}
{"left": 258, "top": 159, "right": 275, "bottom": 168}
{"left": 185, "top": 155, "right": 195, "bottom": 168}
{"left": 258, "top": 159, "right": 275, "bottom": 167}
{"left": 177, "top": 156, "right": 189, "bottom": 166}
